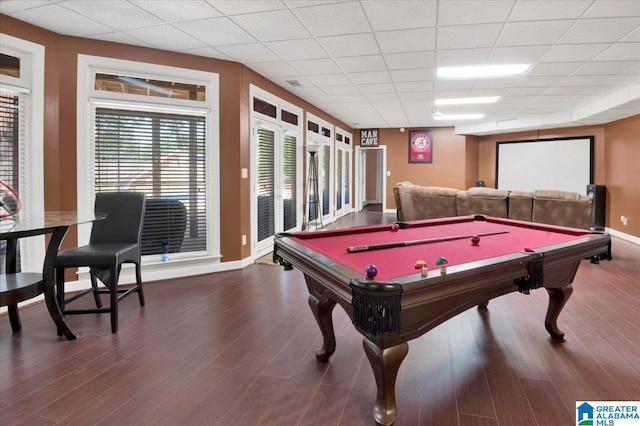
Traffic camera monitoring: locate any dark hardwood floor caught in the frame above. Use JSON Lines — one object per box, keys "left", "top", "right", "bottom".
{"left": 1, "top": 211, "right": 639, "bottom": 425}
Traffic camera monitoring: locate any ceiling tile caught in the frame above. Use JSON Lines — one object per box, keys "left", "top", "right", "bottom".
{"left": 582, "top": 0, "right": 640, "bottom": 18}
{"left": 435, "top": 48, "right": 491, "bottom": 67}
{"left": 384, "top": 51, "right": 435, "bottom": 70}
{"left": 307, "top": 73, "right": 352, "bottom": 87}
{"left": 375, "top": 28, "right": 436, "bottom": 53}
{"left": 12, "top": 3, "right": 114, "bottom": 36}
{"left": 436, "top": 23, "right": 503, "bottom": 49}
{"left": 264, "top": 38, "right": 329, "bottom": 61}
{"left": 292, "top": 1, "right": 371, "bottom": 37}
{"left": 215, "top": 43, "right": 281, "bottom": 62}
{"left": 395, "top": 81, "right": 433, "bottom": 93}
{"left": 348, "top": 71, "right": 391, "bottom": 85}
{"left": 528, "top": 62, "right": 586, "bottom": 76}
{"left": 61, "top": 0, "right": 163, "bottom": 31}
{"left": 230, "top": 10, "right": 310, "bottom": 41}
{"left": 321, "top": 85, "right": 361, "bottom": 95}
{"left": 594, "top": 42, "right": 640, "bottom": 61}
{"left": 389, "top": 69, "right": 433, "bottom": 83}
{"left": 123, "top": 25, "right": 208, "bottom": 51}
{"left": 515, "top": 75, "right": 565, "bottom": 87}
{"left": 361, "top": 1, "right": 437, "bottom": 31}
{"left": 175, "top": 17, "right": 256, "bottom": 46}
{"left": 178, "top": 46, "right": 234, "bottom": 61}
{"left": 574, "top": 61, "right": 637, "bottom": 75}
{"left": 92, "top": 31, "right": 153, "bottom": 48}
{"left": 289, "top": 58, "right": 342, "bottom": 75}
{"left": 0, "top": 0, "right": 54, "bottom": 14}
{"left": 488, "top": 45, "right": 551, "bottom": 64}
{"left": 317, "top": 33, "right": 380, "bottom": 57}
{"left": 130, "top": 1, "right": 222, "bottom": 22}
{"left": 508, "top": 1, "right": 591, "bottom": 21}
{"left": 246, "top": 61, "right": 300, "bottom": 77}
{"left": 335, "top": 55, "right": 387, "bottom": 73}
{"left": 621, "top": 27, "right": 640, "bottom": 42}
{"left": 540, "top": 43, "right": 611, "bottom": 62}
{"left": 358, "top": 83, "right": 396, "bottom": 94}
{"left": 207, "top": 0, "right": 286, "bottom": 15}
{"left": 438, "top": 1, "right": 514, "bottom": 26}
{"left": 559, "top": 17, "right": 640, "bottom": 44}
{"left": 497, "top": 20, "right": 574, "bottom": 46}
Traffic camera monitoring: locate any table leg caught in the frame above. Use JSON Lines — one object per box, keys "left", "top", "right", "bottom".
{"left": 363, "top": 338, "right": 409, "bottom": 426}
{"left": 5, "top": 238, "right": 21, "bottom": 331}
{"left": 42, "top": 226, "right": 77, "bottom": 340}
{"left": 545, "top": 284, "right": 573, "bottom": 340}
{"left": 308, "top": 293, "right": 337, "bottom": 362}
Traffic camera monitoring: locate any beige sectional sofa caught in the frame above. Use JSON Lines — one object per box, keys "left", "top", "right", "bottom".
{"left": 393, "top": 182, "right": 594, "bottom": 230}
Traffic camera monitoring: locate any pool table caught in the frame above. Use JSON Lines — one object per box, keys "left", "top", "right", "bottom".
{"left": 273, "top": 215, "right": 611, "bottom": 426}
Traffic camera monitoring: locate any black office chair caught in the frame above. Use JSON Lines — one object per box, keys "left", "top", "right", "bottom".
{"left": 55, "top": 192, "right": 146, "bottom": 333}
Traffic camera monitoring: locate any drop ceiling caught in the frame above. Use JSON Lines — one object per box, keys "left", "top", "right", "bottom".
{"left": 2, "top": 0, "right": 639, "bottom": 135}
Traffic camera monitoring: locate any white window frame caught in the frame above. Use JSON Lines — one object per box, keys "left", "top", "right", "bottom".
{"left": 249, "top": 84, "right": 303, "bottom": 257}
{"left": 0, "top": 33, "right": 45, "bottom": 274}
{"left": 77, "top": 55, "right": 220, "bottom": 282}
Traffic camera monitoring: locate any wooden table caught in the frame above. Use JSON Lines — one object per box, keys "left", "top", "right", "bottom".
{"left": 1, "top": 212, "right": 103, "bottom": 339}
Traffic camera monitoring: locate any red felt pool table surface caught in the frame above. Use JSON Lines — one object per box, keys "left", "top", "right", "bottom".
{"left": 288, "top": 216, "right": 592, "bottom": 281}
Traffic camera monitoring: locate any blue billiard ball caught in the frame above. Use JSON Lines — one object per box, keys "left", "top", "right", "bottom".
{"left": 365, "top": 264, "right": 378, "bottom": 279}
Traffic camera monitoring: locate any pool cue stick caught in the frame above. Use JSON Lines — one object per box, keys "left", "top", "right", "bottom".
{"left": 346, "top": 230, "right": 510, "bottom": 253}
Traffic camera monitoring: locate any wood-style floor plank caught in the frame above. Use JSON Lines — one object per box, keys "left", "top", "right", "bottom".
{"left": 1, "top": 211, "right": 639, "bottom": 426}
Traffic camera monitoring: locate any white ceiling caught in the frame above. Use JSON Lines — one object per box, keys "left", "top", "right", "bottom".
{"left": 2, "top": 0, "right": 640, "bottom": 135}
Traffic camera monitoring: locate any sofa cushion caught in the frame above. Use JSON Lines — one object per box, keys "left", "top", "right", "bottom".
{"left": 456, "top": 187, "right": 509, "bottom": 218}
{"left": 532, "top": 190, "right": 593, "bottom": 229}
{"left": 508, "top": 191, "right": 533, "bottom": 222}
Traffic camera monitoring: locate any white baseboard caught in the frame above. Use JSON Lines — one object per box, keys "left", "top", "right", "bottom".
{"left": 606, "top": 228, "right": 640, "bottom": 245}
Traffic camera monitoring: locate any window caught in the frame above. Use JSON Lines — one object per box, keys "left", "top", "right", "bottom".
{"left": 0, "top": 35, "right": 45, "bottom": 274}
{"left": 78, "top": 55, "right": 219, "bottom": 269}
{"left": 94, "top": 107, "right": 207, "bottom": 254}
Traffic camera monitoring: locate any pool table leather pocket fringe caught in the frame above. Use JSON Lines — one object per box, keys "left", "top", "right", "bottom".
{"left": 514, "top": 251, "right": 544, "bottom": 294}
{"left": 350, "top": 278, "right": 402, "bottom": 338}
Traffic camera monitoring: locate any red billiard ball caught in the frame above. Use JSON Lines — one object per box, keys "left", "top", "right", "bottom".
{"left": 414, "top": 260, "right": 426, "bottom": 269}
{"left": 391, "top": 223, "right": 400, "bottom": 232}
{"left": 365, "top": 264, "right": 378, "bottom": 279}
{"left": 471, "top": 235, "right": 480, "bottom": 245}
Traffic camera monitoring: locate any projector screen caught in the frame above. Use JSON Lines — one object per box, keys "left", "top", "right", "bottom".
{"left": 496, "top": 136, "right": 593, "bottom": 194}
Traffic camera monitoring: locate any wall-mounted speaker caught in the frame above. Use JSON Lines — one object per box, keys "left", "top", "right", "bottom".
{"left": 587, "top": 184, "right": 606, "bottom": 230}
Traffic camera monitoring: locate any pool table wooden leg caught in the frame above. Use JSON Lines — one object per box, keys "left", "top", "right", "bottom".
{"left": 308, "top": 294, "right": 337, "bottom": 362}
{"left": 545, "top": 284, "right": 573, "bottom": 340}
{"left": 363, "top": 339, "right": 409, "bottom": 426}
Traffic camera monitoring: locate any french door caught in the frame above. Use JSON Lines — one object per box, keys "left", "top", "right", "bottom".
{"left": 253, "top": 122, "right": 302, "bottom": 255}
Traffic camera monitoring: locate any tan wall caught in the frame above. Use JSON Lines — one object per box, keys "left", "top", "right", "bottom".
{"left": 604, "top": 115, "right": 640, "bottom": 236}
{"left": 1, "top": 14, "right": 352, "bottom": 261}
{"left": 362, "top": 128, "right": 470, "bottom": 208}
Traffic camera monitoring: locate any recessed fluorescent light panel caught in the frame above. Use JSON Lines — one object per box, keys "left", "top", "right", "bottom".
{"left": 434, "top": 96, "right": 501, "bottom": 106}
{"left": 437, "top": 64, "right": 530, "bottom": 80}
{"left": 433, "top": 113, "right": 485, "bottom": 120}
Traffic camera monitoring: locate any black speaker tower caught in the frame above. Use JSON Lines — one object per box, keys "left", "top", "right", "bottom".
{"left": 587, "top": 184, "right": 606, "bottom": 231}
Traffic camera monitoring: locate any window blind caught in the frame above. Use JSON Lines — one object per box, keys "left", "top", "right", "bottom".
{"left": 257, "top": 127, "right": 275, "bottom": 242}
{"left": 336, "top": 150, "right": 343, "bottom": 210}
{"left": 0, "top": 93, "right": 26, "bottom": 273}
{"left": 322, "top": 145, "right": 330, "bottom": 215}
{"left": 282, "top": 133, "right": 297, "bottom": 231}
{"left": 94, "top": 107, "right": 207, "bottom": 255}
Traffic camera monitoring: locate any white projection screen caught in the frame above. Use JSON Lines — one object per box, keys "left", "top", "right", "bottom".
{"left": 496, "top": 137, "right": 594, "bottom": 194}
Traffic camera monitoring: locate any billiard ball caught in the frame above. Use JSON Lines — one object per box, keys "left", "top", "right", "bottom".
{"left": 391, "top": 223, "right": 400, "bottom": 232}
{"left": 414, "top": 259, "right": 426, "bottom": 269}
{"left": 365, "top": 264, "right": 378, "bottom": 279}
{"left": 471, "top": 235, "right": 480, "bottom": 245}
